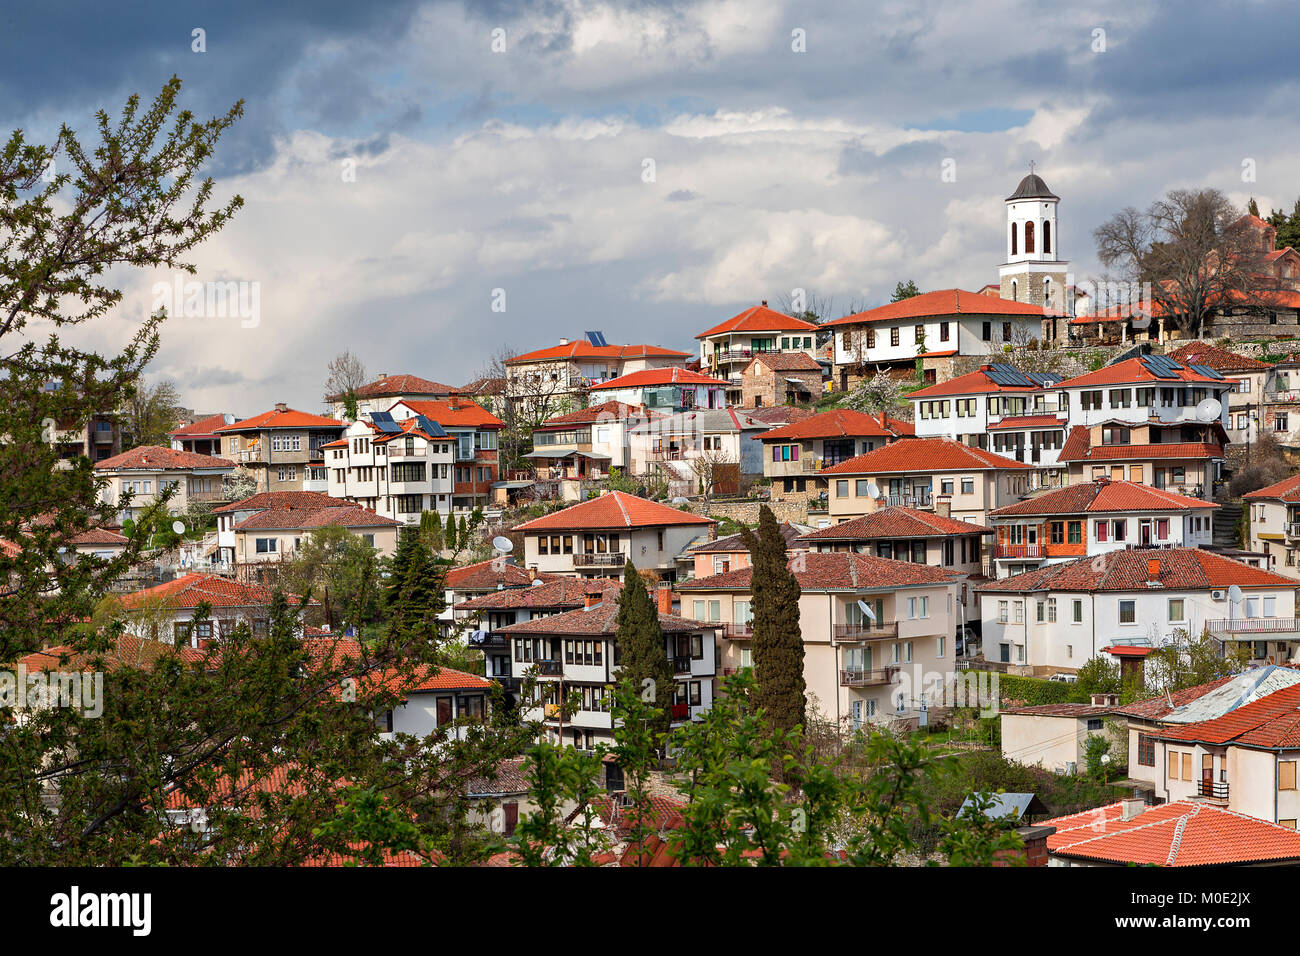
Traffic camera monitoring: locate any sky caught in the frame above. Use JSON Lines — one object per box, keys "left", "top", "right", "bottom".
{"left": 4, "top": 0, "right": 1299, "bottom": 415}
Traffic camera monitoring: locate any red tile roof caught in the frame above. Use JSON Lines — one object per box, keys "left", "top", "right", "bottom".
{"left": 989, "top": 478, "right": 1217, "bottom": 517}
{"left": 740, "top": 406, "right": 817, "bottom": 427}
{"left": 798, "top": 507, "right": 992, "bottom": 542}
{"left": 335, "top": 374, "right": 456, "bottom": 400}
{"left": 742, "top": 351, "right": 823, "bottom": 372}
{"left": 819, "top": 438, "right": 1031, "bottom": 475}
{"left": 168, "top": 413, "right": 234, "bottom": 438}
{"left": 118, "top": 572, "right": 287, "bottom": 610}
{"left": 697, "top": 304, "right": 820, "bottom": 339}
{"left": 1055, "top": 356, "right": 1224, "bottom": 389}
{"left": 1155, "top": 682, "right": 1300, "bottom": 748}
{"left": 68, "top": 527, "right": 129, "bottom": 546}
{"left": 588, "top": 367, "right": 728, "bottom": 392}
{"left": 16, "top": 636, "right": 205, "bottom": 672}
{"left": 1056, "top": 426, "right": 1222, "bottom": 463}
{"left": 217, "top": 407, "right": 344, "bottom": 432}
{"left": 824, "top": 289, "right": 1048, "bottom": 327}
{"left": 233, "top": 505, "right": 400, "bottom": 531}
{"left": 1044, "top": 800, "right": 1300, "bottom": 866}
{"left": 455, "top": 577, "right": 621, "bottom": 611}
{"left": 1244, "top": 474, "right": 1300, "bottom": 502}
{"left": 909, "top": 367, "right": 1044, "bottom": 399}
{"left": 538, "top": 401, "right": 657, "bottom": 429}
{"left": 392, "top": 399, "right": 504, "bottom": 429}
{"left": 986, "top": 414, "right": 1067, "bottom": 431}
{"left": 1166, "top": 342, "right": 1270, "bottom": 372}
{"left": 513, "top": 492, "right": 714, "bottom": 532}
{"left": 758, "top": 408, "right": 911, "bottom": 442}
{"left": 1114, "top": 675, "right": 1239, "bottom": 720}
{"left": 496, "top": 601, "right": 705, "bottom": 635}
{"left": 978, "top": 547, "right": 1295, "bottom": 594}
{"left": 213, "top": 491, "right": 350, "bottom": 514}
{"left": 679, "top": 551, "right": 959, "bottom": 591}
{"left": 94, "top": 445, "right": 234, "bottom": 471}
{"left": 444, "top": 558, "right": 562, "bottom": 590}
{"left": 507, "top": 342, "right": 690, "bottom": 364}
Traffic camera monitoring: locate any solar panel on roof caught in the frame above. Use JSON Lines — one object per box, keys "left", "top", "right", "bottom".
{"left": 370, "top": 411, "right": 394, "bottom": 424}
{"left": 585, "top": 330, "right": 608, "bottom": 347}
{"left": 985, "top": 363, "right": 1035, "bottom": 388}
{"left": 1189, "top": 364, "right": 1224, "bottom": 380}
{"left": 1026, "top": 372, "right": 1063, "bottom": 386}
{"left": 415, "top": 415, "right": 447, "bottom": 437}
{"left": 378, "top": 421, "right": 402, "bottom": 433}
{"left": 1139, "top": 355, "right": 1181, "bottom": 379}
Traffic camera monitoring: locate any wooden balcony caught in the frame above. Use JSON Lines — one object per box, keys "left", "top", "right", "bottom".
{"left": 573, "top": 552, "right": 627, "bottom": 568}
{"left": 1196, "top": 779, "right": 1229, "bottom": 803}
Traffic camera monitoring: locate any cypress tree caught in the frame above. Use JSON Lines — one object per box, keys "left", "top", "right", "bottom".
{"left": 614, "top": 560, "right": 674, "bottom": 737}
{"left": 741, "top": 505, "right": 805, "bottom": 735}
{"left": 390, "top": 533, "right": 445, "bottom": 643}
{"left": 386, "top": 526, "right": 422, "bottom": 611}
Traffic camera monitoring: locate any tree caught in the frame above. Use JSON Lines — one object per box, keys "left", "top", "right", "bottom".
{"left": 890, "top": 280, "right": 920, "bottom": 302}
{"left": 121, "top": 378, "right": 182, "bottom": 449}
{"left": 841, "top": 369, "right": 904, "bottom": 413}
{"left": 613, "top": 559, "right": 673, "bottom": 738}
{"left": 742, "top": 505, "right": 805, "bottom": 738}
{"left": 1229, "top": 430, "right": 1292, "bottom": 497}
{"left": 385, "top": 525, "right": 424, "bottom": 612}
{"left": 1267, "top": 197, "right": 1300, "bottom": 251}
{"left": 1248, "top": 197, "right": 1261, "bottom": 218}
{"left": 689, "top": 447, "right": 738, "bottom": 504}
{"left": 323, "top": 350, "right": 367, "bottom": 420}
{"left": 1094, "top": 187, "right": 1271, "bottom": 336}
{"left": 1145, "top": 629, "right": 1248, "bottom": 694}
{"left": 277, "top": 525, "right": 382, "bottom": 632}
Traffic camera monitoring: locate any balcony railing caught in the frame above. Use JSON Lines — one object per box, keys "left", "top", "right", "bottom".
{"left": 722, "top": 623, "right": 753, "bottom": 639}
{"left": 1286, "top": 522, "right": 1300, "bottom": 539}
{"left": 467, "top": 631, "right": 508, "bottom": 650}
{"left": 885, "top": 493, "right": 931, "bottom": 509}
{"left": 672, "top": 656, "right": 693, "bottom": 674}
{"left": 536, "top": 660, "right": 563, "bottom": 676}
{"left": 1197, "top": 779, "right": 1229, "bottom": 801}
{"left": 1206, "top": 618, "right": 1300, "bottom": 637}
{"left": 993, "top": 543, "right": 1043, "bottom": 559}
{"left": 573, "top": 552, "right": 627, "bottom": 567}
{"left": 839, "top": 667, "right": 900, "bottom": 687}
{"left": 833, "top": 621, "right": 900, "bottom": 642}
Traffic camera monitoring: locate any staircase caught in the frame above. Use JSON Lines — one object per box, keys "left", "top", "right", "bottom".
{"left": 1214, "top": 502, "right": 1243, "bottom": 549}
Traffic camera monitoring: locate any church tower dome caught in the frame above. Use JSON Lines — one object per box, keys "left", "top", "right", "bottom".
{"left": 998, "top": 165, "right": 1069, "bottom": 322}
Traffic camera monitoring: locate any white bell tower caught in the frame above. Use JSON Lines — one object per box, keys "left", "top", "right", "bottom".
{"left": 998, "top": 165, "right": 1069, "bottom": 315}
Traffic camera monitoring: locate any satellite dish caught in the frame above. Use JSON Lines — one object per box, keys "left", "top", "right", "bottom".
{"left": 1194, "top": 398, "right": 1222, "bottom": 423}
{"left": 671, "top": 496, "right": 689, "bottom": 504}
{"left": 1228, "top": 584, "right": 1243, "bottom": 604}
{"left": 532, "top": 578, "right": 545, "bottom": 587}
{"left": 492, "top": 535, "right": 513, "bottom": 553}
{"left": 171, "top": 521, "right": 186, "bottom": 535}
{"left": 865, "top": 482, "right": 880, "bottom": 499}
{"left": 856, "top": 599, "right": 877, "bottom": 622}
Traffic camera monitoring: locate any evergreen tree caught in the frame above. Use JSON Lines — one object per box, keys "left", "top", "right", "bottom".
{"left": 385, "top": 525, "right": 423, "bottom": 611}
{"left": 1248, "top": 197, "right": 1260, "bottom": 217}
{"left": 614, "top": 560, "right": 673, "bottom": 737}
{"left": 889, "top": 279, "right": 920, "bottom": 301}
{"left": 741, "top": 506, "right": 805, "bottom": 736}
{"left": 390, "top": 532, "right": 445, "bottom": 643}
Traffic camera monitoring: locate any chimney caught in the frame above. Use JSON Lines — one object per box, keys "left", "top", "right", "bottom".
{"left": 1091, "top": 692, "right": 1119, "bottom": 707}
{"left": 935, "top": 495, "right": 952, "bottom": 518}
{"left": 1147, "top": 558, "right": 1161, "bottom": 583}
{"left": 274, "top": 402, "right": 288, "bottom": 413}
{"left": 527, "top": 567, "right": 537, "bottom": 582}
{"left": 585, "top": 590, "right": 603, "bottom": 608}
{"left": 1120, "top": 798, "right": 1147, "bottom": 822}
{"left": 655, "top": 586, "right": 674, "bottom": 617}
{"left": 996, "top": 826, "right": 1056, "bottom": 867}
{"left": 559, "top": 337, "right": 570, "bottom": 345}
{"left": 761, "top": 300, "right": 768, "bottom": 307}
{"left": 378, "top": 373, "right": 387, "bottom": 381}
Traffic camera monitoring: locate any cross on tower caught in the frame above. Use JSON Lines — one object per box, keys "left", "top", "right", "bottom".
{"left": 1028, "top": 160, "right": 1036, "bottom": 175}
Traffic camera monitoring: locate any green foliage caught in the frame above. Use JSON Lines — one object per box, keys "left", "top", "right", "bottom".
{"left": 614, "top": 560, "right": 673, "bottom": 738}
{"left": 890, "top": 280, "right": 920, "bottom": 301}
{"left": 741, "top": 505, "right": 805, "bottom": 738}
{"left": 313, "top": 785, "right": 428, "bottom": 866}
{"left": 1074, "top": 656, "right": 1121, "bottom": 697}
{"left": 997, "top": 673, "right": 1087, "bottom": 707}
{"left": 277, "top": 525, "right": 382, "bottom": 631}
{"left": 1083, "top": 734, "right": 1112, "bottom": 781}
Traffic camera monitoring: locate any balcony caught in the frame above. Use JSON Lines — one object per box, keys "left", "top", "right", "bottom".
{"left": 573, "top": 552, "right": 627, "bottom": 568}
{"left": 839, "top": 667, "right": 900, "bottom": 687}
{"left": 1196, "top": 779, "right": 1229, "bottom": 802}
{"left": 672, "top": 656, "right": 693, "bottom": 675}
{"left": 993, "top": 543, "right": 1044, "bottom": 559}
{"left": 722, "top": 623, "right": 753, "bottom": 639}
{"left": 833, "top": 621, "right": 900, "bottom": 642}
{"left": 885, "top": 493, "right": 931, "bottom": 509}
{"left": 536, "top": 660, "right": 563, "bottom": 676}
{"left": 1286, "top": 522, "right": 1300, "bottom": 539}
{"left": 467, "top": 631, "right": 509, "bottom": 650}
{"left": 1206, "top": 618, "right": 1300, "bottom": 638}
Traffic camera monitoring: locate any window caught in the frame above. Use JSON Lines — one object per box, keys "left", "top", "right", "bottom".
{"left": 855, "top": 479, "right": 870, "bottom": 496}
{"left": 1137, "top": 734, "right": 1155, "bottom": 767}
{"left": 1282, "top": 761, "right": 1298, "bottom": 791}
{"left": 1010, "top": 222, "right": 1018, "bottom": 256}
{"left": 981, "top": 321, "right": 991, "bottom": 341}
{"left": 866, "top": 329, "right": 876, "bottom": 349}
{"left": 835, "top": 479, "right": 848, "bottom": 497}
{"left": 1072, "top": 599, "right": 1083, "bottom": 624}
{"left": 1168, "top": 598, "right": 1185, "bottom": 622}
{"left": 1045, "top": 598, "right": 1056, "bottom": 622}
{"left": 1013, "top": 601, "right": 1023, "bottom": 624}
{"left": 998, "top": 600, "right": 1008, "bottom": 623}
{"left": 1042, "top": 220, "right": 1051, "bottom": 254}
{"left": 890, "top": 327, "right": 900, "bottom": 347}
{"left": 1024, "top": 220, "right": 1034, "bottom": 253}
{"left": 1119, "top": 600, "right": 1136, "bottom": 624}
{"left": 1002, "top": 322, "right": 1011, "bottom": 342}
{"left": 939, "top": 321, "right": 950, "bottom": 342}
{"left": 960, "top": 477, "right": 974, "bottom": 495}
{"left": 1067, "top": 521, "right": 1082, "bottom": 544}
{"left": 941, "top": 478, "right": 954, "bottom": 495}
{"left": 255, "top": 537, "right": 277, "bottom": 554}
{"left": 914, "top": 324, "right": 924, "bottom": 343}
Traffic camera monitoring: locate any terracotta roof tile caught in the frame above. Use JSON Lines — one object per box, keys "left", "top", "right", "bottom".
{"left": 798, "top": 507, "right": 992, "bottom": 541}
{"left": 444, "top": 558, "right": 563, "bottom": 590}
{"left": 1244, "top": 474, "right": 1300, "bottom": 502}
{"left": 507, "top": 342, "right": 690, "bottom": 364}
{"left": 392, "top": 399, "right": 504, "bottom": 429}
{"left": 213, "top": 491, "right": 349, "bottom": 514}
{"left": 216, "top": 407, "right": 344, "bottom": 432}
{"left": 538, "top": 401, "right": 658, "bottom": 428}
{"left": 588, "top": 367, "right": 728, "bottom": 392}
{"left": 168, "top": 413, "right": 234, "bottom": 438}
{"left": 1055, "top": 425, "right": 1223, "bottom": 464}
{"left": 697, "top": 305, "right": 820, "bottom": 339}
{"left": 94, "top": 445, "right": 234, "bottom": 471}
{"left": 455, "top": 577, "right": 620, "bottom": 611}
{"left": 496, "top": 601, "right": 706, "bottom": 635}
{"left": 1155, "top": 683, "right": 1300, "bottom": 748}
{"left": 759, "top": 409, "right": 911, "bottom": 442}
{"left": 1045, "top": 800, "right": 1300, "bottom": 866}
{"left": 16, "top": 636, "right": 204, "bottom": 672}
{"left": 1056, "top": 356, "right": 1223, "bottom": 389}
{"left": 823, "top": 289, "right": 1048, "bottom": 328}
{"left": 334, "top": 374, "right": 456, "bottom": 400}
{"left": 820, "top": 438, "right": 1030, "bottom": 475}
{"left": 909, "top": 368, "right": 1045, "bottom": 400}
{"left": 742, "top": 351, "right": 823, "bottom": 372}
{"left": 679, "top": 551, "right": 959, "bottom": 591}
{"left": 118, "top": 572, "right": 291, "bottom": 610}
{"left": 233, "top": 505, "right": 400, "bottom": 531}
{"left": 514, "top": 492, "right": 714, "bottom": 532}
{"left": 977, "top": 547, "right": 1295, "bottom": 594}
{"left": 1166, "top": 342, "right": 1270, "bottom": 372}
{"left": 986, "top": 414, "right": 1067, "bottom": 430}
{"left": 989, "top": 478, "right": 1217, "bottom": 517}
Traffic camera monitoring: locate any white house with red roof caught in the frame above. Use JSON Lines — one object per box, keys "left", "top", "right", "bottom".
{"left": 324, "top": 414, "right": 455, "bottom": 520}
{"left": 387, "top": 397, "right": 505, "bottom": 511}
{"left": 114, "top": 572, "right": 308, "bottom": 647}
{"left": 326, "top": 372, "right": 455, "bottom": 421}
{"left": 215, "top": 404, "right": 346, "bottom": 495}
{"left": 524, "top": 401, "right": 659, "bottom": 500}
{"left": 586, "top": 366, "right": 729, "bottom": 412}
{"left": 1244, "top": 474, "right": 1300, "bottom": 578}
{"left": 823, "top": 289, "right": 1050, "bottom": 387}
{"left": 498, "top": 592, "right": 717, "bottom": 750}
{"left": 986, "top": 477, "right": 1218, "bottom": 578}
{"left": 818, "top": 438, "right": 1033, "bottom": 524}
{"left": 760, "top": 408, "right": 913, "bottom": 506}
{"left": 679, "top": 552, "right": 963, "bottom": 731}
{"left": 168, "top": 412, "right": 237, "bottom": 457}
{"left": 504, "top": 338, "right": 690, "bottom": 420}
{"left": 977, "top": 548, "right": 1299, "bottom": 671}
{"left": 512, "top": 490, "right": 714, "bottom": 581}
{"left": 694, "top": 302, "right": 821, "bottom": 395}
{"left": 95, "top": 445, "right": 236, "bottom": 523}
{"left": 626, "top": 408, "right": 770, "bottom": 496}
{"left": 230, "top": 503, "right": 401, "bottom": 576}
{"left": 1167, "top": 341, "right": 1271, "bottom": 444}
